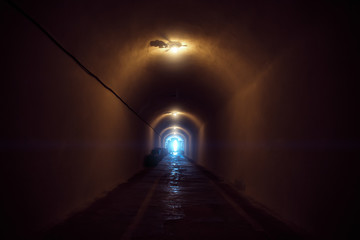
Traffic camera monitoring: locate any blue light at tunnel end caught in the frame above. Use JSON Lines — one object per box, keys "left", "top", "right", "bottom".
{"left": 164, "top": 134, "right": 185, "bottom": 154}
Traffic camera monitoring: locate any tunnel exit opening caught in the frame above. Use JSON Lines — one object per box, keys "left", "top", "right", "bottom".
{"left": 164, "top": 134, "right": 185, "bottom": 155}
{"left": 151, "top": 112, "right": 203, "bottom": 160}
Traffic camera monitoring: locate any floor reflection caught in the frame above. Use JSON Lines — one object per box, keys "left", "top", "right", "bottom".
{"left": 163, "top": 153, "right": 185, "bottom": 220}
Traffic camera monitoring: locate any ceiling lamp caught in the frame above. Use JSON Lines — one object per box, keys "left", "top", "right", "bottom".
{"left": 150, "top": 39, "right": 187, "bottom": 53}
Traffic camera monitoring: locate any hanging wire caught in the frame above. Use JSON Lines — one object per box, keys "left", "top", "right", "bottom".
{"left": 4, "top": 0, "right": 160, "bottom": 136}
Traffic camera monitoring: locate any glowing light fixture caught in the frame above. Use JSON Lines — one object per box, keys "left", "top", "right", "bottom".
{"left": 172, "top": 112, "right": 178, "bottom": 116}
{"left": 173, "top": 140, "right": 178, "bottom": 151}
{"left": 149, "top": 39, "right": 187, "bottom": 53}
{"left": 170, "top": 46, "right": 179, "bottom": 53}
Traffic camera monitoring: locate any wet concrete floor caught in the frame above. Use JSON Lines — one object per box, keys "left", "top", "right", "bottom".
{"left": 43, "top": 155, "right": 302, "bottom": 240}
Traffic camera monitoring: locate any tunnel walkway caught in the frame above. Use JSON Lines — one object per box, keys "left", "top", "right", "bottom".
{"left": 42, "top": 155, "right": 302, "bottom": 240}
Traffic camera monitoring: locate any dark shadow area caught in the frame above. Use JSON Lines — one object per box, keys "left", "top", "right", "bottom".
{"left": 39, "top": 168, "right": 157, "bottom": 240}
{"left": 144, "top": 148, "right": 168, "bottom": 167}
{"left": 187, "top": 158, "right": 305, "bottom": 240}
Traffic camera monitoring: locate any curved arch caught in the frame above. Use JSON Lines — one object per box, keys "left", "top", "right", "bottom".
{"left": 161, "top": 126, "right": 191, "bottom": 152}
{"left": 161, "top": 131, "right": 188, "bottom": 146}
{"left": 161, "top": 130, "right": 189, "bottom": 156}
{"left": 163, "top": 133, "right": 186, "bottom": 154}
{"left": 148, "top": 111, "right": 202, "bottom": 155}
{"left": 151, "top": 111, "right": 203, "bottom": 130}
{"left": 159, "top": 126, "right": 192, "bottom": 139}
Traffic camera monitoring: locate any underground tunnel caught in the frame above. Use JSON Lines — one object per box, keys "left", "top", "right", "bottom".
{"left": 0, "top": 0, "right": 359, "bottom": 239}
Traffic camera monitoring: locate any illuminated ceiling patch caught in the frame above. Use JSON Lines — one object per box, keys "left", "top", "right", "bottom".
{"left": 150, "top": 39, "right": 187, "bottom": 53}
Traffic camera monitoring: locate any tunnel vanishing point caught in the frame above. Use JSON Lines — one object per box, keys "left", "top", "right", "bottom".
{"left": 0, "top": 0, "right": 359, "bottom": 239}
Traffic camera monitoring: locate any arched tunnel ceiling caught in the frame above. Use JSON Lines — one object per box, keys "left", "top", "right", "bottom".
{"left": 161, "top": 126, "right": 191, "bottom": 141}
{"left": 135, "top": 59, "right": 230, "bottom": 120}
{"left": 163, "top": 131, "right": 188, "bottom": 144}
{"left": 12, "top": 0, "right": 355, "bottom": 134}
{"left": 152, "top": 112, "right": 202, "bottom": 136}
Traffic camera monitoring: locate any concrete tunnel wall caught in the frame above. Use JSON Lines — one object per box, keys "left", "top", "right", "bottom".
{"left": 1, "top": 0, "right": 359, "bottom": 239}
{"left": 1, "top": 1, "right": 152, "bottom": 236}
